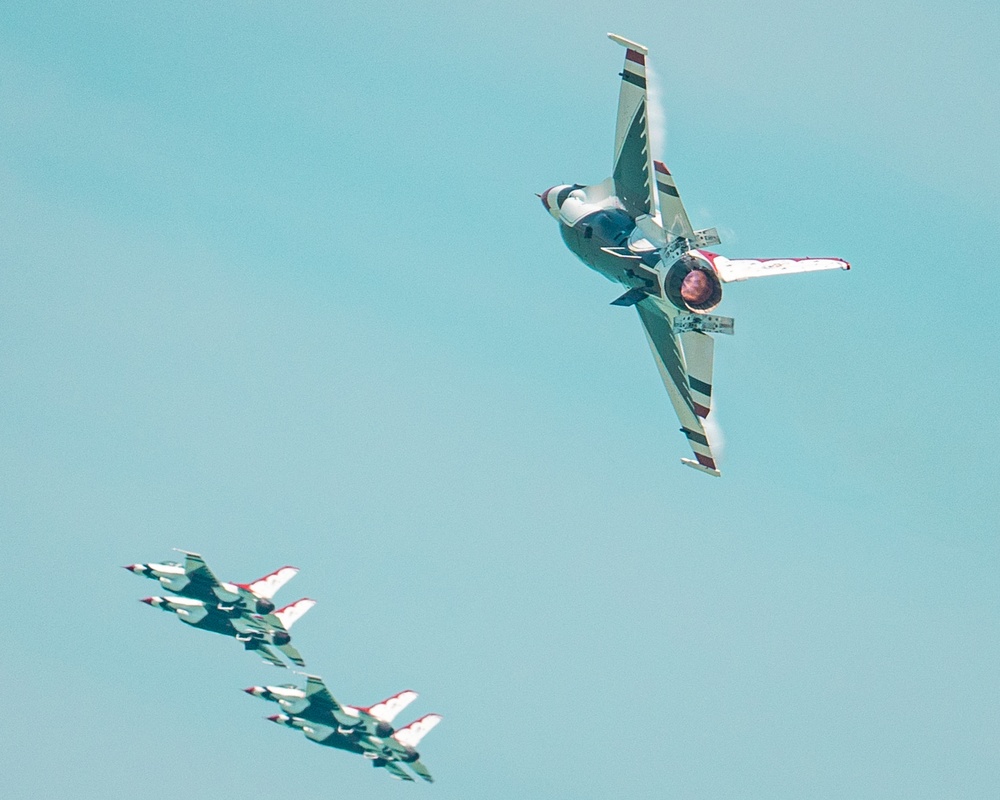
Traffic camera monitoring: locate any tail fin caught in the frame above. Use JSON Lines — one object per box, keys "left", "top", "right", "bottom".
{"left": 392, "top": 714, "right": 442, "bottom": 748}
{"left": 366, "top": 690, "right": 419, "bottom": 724}
{"left": 273, "top": 598, "right": 316, "bottom": 631}
{"left": 247, "top": 566, "right": 298, "bottom": 600}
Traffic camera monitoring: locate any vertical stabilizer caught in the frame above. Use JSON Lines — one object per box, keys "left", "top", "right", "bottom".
{"left": 367, "top": 690, "right": 419, "bottom": 724}
{"left": 272, "top": 598, "right": 316, "bottom": 631}
{"left": 247, "top": 566, "right": 298, "bottom": 599}
{"left": 392, "top": 714, "right": 442, "bottom": 748}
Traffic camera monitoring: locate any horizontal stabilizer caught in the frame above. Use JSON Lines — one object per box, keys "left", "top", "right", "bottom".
{"left": 277, "top": 642, "right": 306, "bottom": 667}
{"left": 252, "top": 643, "right": 288, "bottom": 668}
{"left": 409, "top": 760, "right": 435, "bottom": 783}
{"left": 377, "top": 760, "right": 415, "bottom": 782}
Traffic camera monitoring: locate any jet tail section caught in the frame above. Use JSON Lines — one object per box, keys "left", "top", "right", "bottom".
{"left": 273, "top": 598, "right": 316, "bottom": 631}
{"left": 392, "top": 714, "right": 442, "bottom": 749}
{"left": 247, "top": 566, "right": 298, "bottom": 599}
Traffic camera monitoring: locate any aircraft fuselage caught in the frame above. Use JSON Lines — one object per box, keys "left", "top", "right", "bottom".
{"left": 559, "top": 208, "right": 657, "bottom": 285}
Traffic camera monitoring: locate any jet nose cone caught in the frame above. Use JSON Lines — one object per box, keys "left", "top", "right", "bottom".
{"left": 123, "top": 564, "right": 140, "bottom": 572}
{"left": 540, "top": 185, "right": 569, "bottom": 219}
{"left": 140, "top": 597, "right": 156, "bottom": 605}
{"left": 266, "top": 714, "right": 285, "bottom": 724}
{"left": 244, "top": 686, "right": 262, "bottom": 696}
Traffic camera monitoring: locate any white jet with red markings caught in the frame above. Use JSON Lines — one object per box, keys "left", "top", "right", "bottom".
{"left": 127, "top": 551, "right": 316, "bottom": 668}
{"left": 139, "top": 594, "right": 315, "bottom": 668}
{"left": 246, "top": 673, "right": 418, "bottom": 740}
{"left": 265, "top": 696, "right": 442, "bottom": 783}
{"left": 540, "top": 34, "right": 849, "bottom": 475}
{"left": 124, "top": 549, "right": 298, "bottom": 617}
{"left": 250, "top": 673, "right": 437, "bottom": 781}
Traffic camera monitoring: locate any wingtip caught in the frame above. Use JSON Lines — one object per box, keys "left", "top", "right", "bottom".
{"left": 607, "top": 33, "right": 648, "bottom": 54}
{"left": 681, "top": 458, "right": 722, "bottom": 477}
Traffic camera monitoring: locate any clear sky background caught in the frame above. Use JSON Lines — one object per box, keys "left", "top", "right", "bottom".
{"left": 1, "top": 2, "right": 998, "bottom": 798}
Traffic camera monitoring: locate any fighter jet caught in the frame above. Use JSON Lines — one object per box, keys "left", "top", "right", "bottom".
{"left": 258, "top": 678, "right": 441, "bottom": 783}
{"left": 140, "top": 594, "right": 315, "bottom": 668}
{"left": 124, "top": 550, "right": 297, "bottom": 617}
{"left": 245, "top": 673, "right": 418, "bottom": 738}
{"left": 267, "top": 711, "right": 442, "bottom": 782}
{"left": 541, "top": 34, "right": 849, "bottom": 476}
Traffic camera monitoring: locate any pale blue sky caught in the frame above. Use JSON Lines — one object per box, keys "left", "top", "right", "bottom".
{"left": 1, "top": 2, "right": 998, "bottom": 798}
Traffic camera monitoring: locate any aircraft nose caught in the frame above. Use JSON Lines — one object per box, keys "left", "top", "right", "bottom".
{"left": 123, "top": 564, "right": 141, "bottom": 573}
{"left": 540, "top": 185, "right": 569, "bottom": 219}
{"left": 244, "top": 686, "right": 262, "bottom": 696}
{"left": 539, "top": 186, "right": 556, "bottom": 213}
{"left": 140, "top": 597, "right": 156, "bottom": 606}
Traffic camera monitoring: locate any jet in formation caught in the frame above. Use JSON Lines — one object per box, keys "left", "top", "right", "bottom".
{"left": 247, "top": 673, "right": 442, "bottom": 782}
{"left": 541, "top": 33, "right": 849, "bottom": 476}
{"left": 126, "top": 550, "right": 314, "bottom": 668}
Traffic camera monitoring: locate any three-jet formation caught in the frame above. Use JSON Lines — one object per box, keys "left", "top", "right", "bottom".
{"left": 541, "top": 34, "right": 849, "bottom": 476}
{"left": 126, "top": 550, "right": 314, "bottom": 668}
{"left": 247, "top": 673, "right": 442, "bottom": 782}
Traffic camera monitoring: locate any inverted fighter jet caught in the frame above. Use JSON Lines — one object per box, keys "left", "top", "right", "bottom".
{"left": 266, "top": 704, "right": 442, "bottom": 782}
{"left": 246, "top": 673, "right": 418, "bottom": 737}
{"left": 541, "top": 34, "right": 849, "bottom": 476}
{"left": 124, "top": 550, "right": 297, "bottom": 617}
{"left": 140, "top": 594, "right": 315, "bottom": 668}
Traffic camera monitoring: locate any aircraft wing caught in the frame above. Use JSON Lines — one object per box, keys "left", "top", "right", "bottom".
{"left": 378, "top": 760, "right": 415, "bottom": 782}
{"left": 302, "top": 674, "right": 340, "bottom": 713}
{"left": 301, "top": 674, "right": 365, "bottom": 730}
{"left": 173, "top": 550, "right": 238, "bottom": 603}
{"left": 635, "top": 296, "right": 722, "bottom": 476}
{"left": 608, "top": 34, "right": 657, "bottom": 221}
{"left": 705, "top": 254, "right": 851, "bottom": 283}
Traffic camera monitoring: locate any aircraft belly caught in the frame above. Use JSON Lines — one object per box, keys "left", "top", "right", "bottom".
{"left": 316, "top": 733, "right": 365, "bottom": 755}
{"left": 559, "top": 221, "right": 635, "bottom": 286}
{"left": 191, "top": 613, "right": 235, "bottom": 636}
